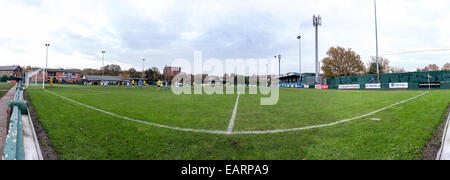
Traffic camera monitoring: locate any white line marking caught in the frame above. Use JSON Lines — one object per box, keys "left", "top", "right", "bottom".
{"left": 45, "top": 90, "right": 230, "bottom": 135}
{"left": 234, "top": 91, "right": 429, "bottom": 135}
{"left": 44, "top": 89, "right": 429, "bottom": 135}
{"left": 227, "top": 93, "right": 240, "bottom": 134}
{"left": 437, "top": 110, "right": 450, "bottom": 160}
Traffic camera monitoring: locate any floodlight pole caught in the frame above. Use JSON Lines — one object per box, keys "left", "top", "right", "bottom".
{"left": 101, "top": 51, "right": 105, "bottom": 86}
{"left": 374, "top": 0, "right": 381, "bottom": 83}
{"left": 297, "top": 35, "right": 302, "bottom": 74}
{"left": 43, "top": 44, "right": 50, "bottom": 89}
{"left": 275, "top": 55, "right": 281, "bottom": 77}
{"left": 313, "top": 15, "right": 322, "bottom": 85}
{"left": 142, "top": 59, "right": 146, "bottom": 79}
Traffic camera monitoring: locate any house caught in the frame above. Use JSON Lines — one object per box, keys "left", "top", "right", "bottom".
{"left": 0, "top": 65, "right": 23, "bottom": 78}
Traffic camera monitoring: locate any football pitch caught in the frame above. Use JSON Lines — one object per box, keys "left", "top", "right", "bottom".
{"left": 26, "top": 85, "right": 450, "bottom": 160}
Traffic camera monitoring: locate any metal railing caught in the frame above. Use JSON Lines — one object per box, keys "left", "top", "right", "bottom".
{"left": 2, "top": 82, "right": 27, "bottom": 160}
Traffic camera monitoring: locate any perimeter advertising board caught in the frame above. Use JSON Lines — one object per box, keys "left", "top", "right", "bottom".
{"left": 389, "top": 83, "right": 408, "bottom": 89}
{"left": 365, "top": 83, "right": 381, "bottom": 89}
{"left": 338, "top": 84, "right": 360, "bottom": 89}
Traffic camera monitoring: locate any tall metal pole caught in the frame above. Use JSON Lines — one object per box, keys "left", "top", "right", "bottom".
{"left": 313, "top": 15, "right": 322, "bottom": 85}
{"left": 101, "top": 51, "right": 105, "bottom": 86}
{"left": 297, "top": 36, "right": 302, "bottom": 74}
{"left": 374, "top": 0, "right": 380, "bottom": 83}
{"left": 142, "top": 59, "right": 145, "bottom": 79}
{"left": 275, "top": 55, "right": 281, "bottom": 77}
{"left": 43, "top": 44, "right": 50, "bottom": 89}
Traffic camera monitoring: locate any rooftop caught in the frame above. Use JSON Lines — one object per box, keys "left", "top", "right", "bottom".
{"left": 82, "top": 75, "right": 124, "bottom": 81}
{"left": 0, "top": 65, "right": 21, "bottom": 71}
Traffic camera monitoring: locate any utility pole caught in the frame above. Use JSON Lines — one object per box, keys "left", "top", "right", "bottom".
{"left": 43, "top": 44, "right": 50, "bottom": 89}
{"left": 313, "top": 15, "right": 322, "bottom": 85}
{"left": 101, "top": 51, "right": 105, "bottom": 87}
{"left": 374, "top": 0, "right": 381, "bottom": 83}
{"left": 297, "top": 35, "right": 302, "bottom": 74}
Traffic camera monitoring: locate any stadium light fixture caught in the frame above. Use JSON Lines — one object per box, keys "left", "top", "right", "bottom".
{"left": 43, "top": 43, "right": 50, "bottom": 89}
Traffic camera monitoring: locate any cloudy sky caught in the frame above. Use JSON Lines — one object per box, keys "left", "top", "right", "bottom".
{"left": 0, "top": 0, "right": 449, "bottom": 73}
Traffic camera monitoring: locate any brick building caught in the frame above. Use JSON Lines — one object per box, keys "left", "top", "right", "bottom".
{"left": 163, "top": 66, "right": 181, "bottom": 76}
{"left": 32, "top": 68, "right": 81, "bottom": 83}
{"left": 0, "top": 65, "right": 23, "bottom": 78}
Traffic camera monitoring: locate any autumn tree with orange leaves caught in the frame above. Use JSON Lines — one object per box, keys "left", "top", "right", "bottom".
{"left": 321, "top": 46, "right": 366, "bottom": 78}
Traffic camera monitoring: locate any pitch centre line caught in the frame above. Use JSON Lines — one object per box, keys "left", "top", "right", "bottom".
{"left": 227, "top": 93, "right": 240, "bottom": 134}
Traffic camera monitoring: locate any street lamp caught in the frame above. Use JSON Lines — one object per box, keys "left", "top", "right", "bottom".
{"left": 43, "top": 43, "right": 50, "bottom": 89}
{"left": 101, "top": 51, "right": 105, "bottom": 86}
{"left": 297, "top": 35, "right": 302, "bottom": 74}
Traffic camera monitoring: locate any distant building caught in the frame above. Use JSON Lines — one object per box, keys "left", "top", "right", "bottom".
{"left": 278, "top": 72, "right": 322, "bottom": 86}
{"left": 0, "top": 65, "right": 23, "bottom": 78}
{"left": 279, "top": 72, "right": 302, "bottom": 84}
{"left": 31, "top": 68, "right": 81, "bottom": 83}
{"left": 163, "top": 66, "right": 181, "bottom": 77}
{"left": 82, "top": 75, "right": 124, "bottom": 85}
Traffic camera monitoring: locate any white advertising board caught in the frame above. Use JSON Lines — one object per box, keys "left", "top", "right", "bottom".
{"left": 389, "top": 83, "right": 408, "bottom": 89}
{"left": 338, "top": 84, "right": 360, "bottom": 89}
{"left": 365, "top": 83, "right": 381, "bottom": 89}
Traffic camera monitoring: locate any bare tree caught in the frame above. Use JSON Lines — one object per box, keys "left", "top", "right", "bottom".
{"left": 367, "top": 56, "right": 390, "bottom": 74}
{"left": 442, "top": 63, "right": 450, "bottom": 71}
{"left": 389, "top": 66, "right": 406, "bottom": 73}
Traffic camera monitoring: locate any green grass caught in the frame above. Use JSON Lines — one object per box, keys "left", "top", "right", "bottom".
{"left": 26, "top": 84, "right": 450, "bottom": 160}
{"left": 0, "top": 82, "right": 14, "bottom": 98}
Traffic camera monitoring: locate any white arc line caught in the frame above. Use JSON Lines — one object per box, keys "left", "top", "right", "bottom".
{"left": 234, "top": 91, "right": 430, "bottom": 134}
{"left": 44, "top": 89, "right": 429, "bottom": 135}
{"left": 227, "top": 93, "right": 240, "bottom": 134}
{"left": 45, "top": 90, "right": 230, "bottom": 135}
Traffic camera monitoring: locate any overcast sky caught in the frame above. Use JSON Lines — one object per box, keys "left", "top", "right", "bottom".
{"left": 0, "top": 0, "right": 449, "bottom": 73}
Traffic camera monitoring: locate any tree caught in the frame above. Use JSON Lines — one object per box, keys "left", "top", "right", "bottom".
{"left": 321, "top": 46, "right": 366, "bottom": 78}
{"left": 103, "top": 64, "right": 122, "bottom": 76}
{"left": 428, "top": 64, "right": 440, "bottom": 71}
{"left": 82, "top": 68, "right": 101, "bottom": 76}
{"left": 367, "top": 56, "right": 390, "bottom": 74}
{"left": 389, "top": 66, "right": 406, "bottom": 73}
{"left": 144, "top": 67, "right": 161, "bottom": 81}
{"left": 443, "top": 63, "right": 450, "bottom": 71}
{"left": 418, "top": 64, "right": 440, "bottom": 72}
{"left": 128, "top": 68, "right": 139, "bottom": 78}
